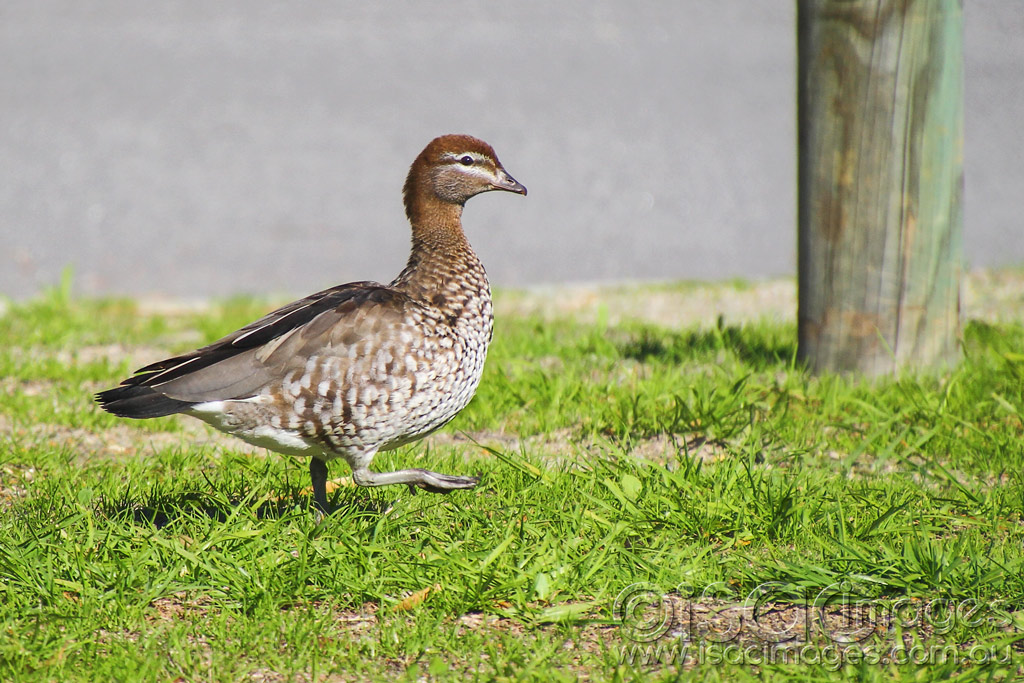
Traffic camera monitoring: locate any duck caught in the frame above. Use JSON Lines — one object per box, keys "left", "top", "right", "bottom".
{"left": 96, "top": 134, "right": 526, "bottom": 512}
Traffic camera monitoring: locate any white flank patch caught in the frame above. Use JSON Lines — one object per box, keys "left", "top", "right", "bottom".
{"left": 189, "top": 399, "right": 229, "bottom": 415}
{"left": 250, "top": 426, "right": 316, "bottom": 454}
{"left": 188, "top": 397, "right": 322, "bottom": 457}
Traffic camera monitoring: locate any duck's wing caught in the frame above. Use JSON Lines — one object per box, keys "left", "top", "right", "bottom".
{"left": 96, "top": 281, "right": 417, "bottom": 418}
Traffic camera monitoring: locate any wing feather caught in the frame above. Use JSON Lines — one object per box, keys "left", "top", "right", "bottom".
{"left": 96, "top": 281, "right": 419, "bottom": 416}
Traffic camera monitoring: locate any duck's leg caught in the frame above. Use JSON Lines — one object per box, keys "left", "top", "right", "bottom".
{"left": 351, "top": 467, "right": 479, "bottom": 494}
{"left": 309, "top": 457, "right": 331, "bottom": 512}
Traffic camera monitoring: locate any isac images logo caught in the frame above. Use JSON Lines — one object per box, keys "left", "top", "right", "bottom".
{"left": 613, "top": 581, "right": 1019, "bottom": 669}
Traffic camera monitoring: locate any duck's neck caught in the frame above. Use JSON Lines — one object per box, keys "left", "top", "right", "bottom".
{"left": 391, "top": 193, "right": 486, "bottom": 299}
{"left": 406, "top": 196, "right": 469, "bottom": 254}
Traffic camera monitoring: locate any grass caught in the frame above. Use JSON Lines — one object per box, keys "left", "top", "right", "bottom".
{"left": 1, "top": 276, "right": 1023, "bottom": 681}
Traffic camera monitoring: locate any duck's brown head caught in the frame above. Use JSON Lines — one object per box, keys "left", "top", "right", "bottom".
{"left": 403, "top": 134, "right": 526, "bottom": 223}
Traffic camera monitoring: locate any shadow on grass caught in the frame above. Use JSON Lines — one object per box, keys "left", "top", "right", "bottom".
{"left": 101, "top": 488, "right": 388, "bottom": 528}
{"left": 618, "top": 323, "right": 796, "bottom": 369}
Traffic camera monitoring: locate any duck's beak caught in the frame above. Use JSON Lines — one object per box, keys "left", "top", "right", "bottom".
{"left": 493, "top": 168, "right": 527, "bottom": 196}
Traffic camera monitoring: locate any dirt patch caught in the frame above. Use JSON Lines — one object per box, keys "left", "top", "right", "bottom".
{"left": 148, "top": 592, "right": 214, "bottom": 623}
{"left": 627, "top": 434, "right": 729, "bottom": 465}
{"left": 2, "top": 420, "right": 265, "bottom": 462}
{"left": 56, "top": 343, "right": 179, "bottom": 370}
{"left": 444, "top": 594, "right": 1023, "bottom": 673}
{"left": 428, "top": 430, "right": 731, "bottom": 470}
{"left": 427, "top": 427, "right": 581, "bottom": 459}
{"left": 0, "top": 376, "right": 55, "bottom": 398}
{"left": 495, "top": 269, "right": 1024, "bottom": 330}
{"left": 495, "top": 279, "right": 796, "bottom": 330}
{"left": 0, "top": 461, "right": 34, "bottom": 509}
{"left": 101, "top": 586, "right": 1024, "bottom": 679}
{"left": 2, "top": 343, "right": 176, "bottom": 374}
{"left": 963, "top": 269, "right": 1024, "bottom": 323}
{"left": 596, "top": 592, "right": 1024, "bottom": 671}
{"left": 280, "top": 596, "right": 1024, "bottom": 675}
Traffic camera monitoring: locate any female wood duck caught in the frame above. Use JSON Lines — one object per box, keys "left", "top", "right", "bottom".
{"left": 97, "top": 134, "right": 526, "bottom": 512}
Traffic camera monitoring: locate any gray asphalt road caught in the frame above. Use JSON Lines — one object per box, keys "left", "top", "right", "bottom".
{"left": 2, "top": 2, "right": 1021, "bottom": 300}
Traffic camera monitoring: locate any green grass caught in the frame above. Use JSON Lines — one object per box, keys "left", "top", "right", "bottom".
{"left": 1, "top": 279, "right": 1023, "bottom": 681}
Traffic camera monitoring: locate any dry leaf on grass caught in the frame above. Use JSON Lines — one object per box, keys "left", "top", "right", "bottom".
{"left": 393, "top": 584, "right": 442, "bottom": 612}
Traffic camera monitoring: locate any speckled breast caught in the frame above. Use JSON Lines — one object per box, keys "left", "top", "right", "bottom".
{"left": 264, "top": 274, "right": 493, "bottom": 460}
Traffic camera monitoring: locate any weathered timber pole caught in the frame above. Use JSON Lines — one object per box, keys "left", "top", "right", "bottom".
{"left": 797, "top": 0, "right": 963, "bottom": 375}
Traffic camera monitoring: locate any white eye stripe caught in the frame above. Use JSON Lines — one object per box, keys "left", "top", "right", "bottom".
{"left": 444, "top": 152, "right": 488, "bottom": 165}
{"left": 455, "top": 165, "right": 497, "bottom": 181}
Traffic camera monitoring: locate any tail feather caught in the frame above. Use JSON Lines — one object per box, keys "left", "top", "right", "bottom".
{"left": 95, "top": 385, "right": 195, "bottom": 419}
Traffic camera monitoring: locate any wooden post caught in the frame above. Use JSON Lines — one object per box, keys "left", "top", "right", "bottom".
{"left": 797, "top": 0, "right": 963, "bottom": 375}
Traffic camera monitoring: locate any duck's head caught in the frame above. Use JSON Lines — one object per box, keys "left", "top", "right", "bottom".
{"left": 404, "top": 135, "right": 526, "bottom": 219}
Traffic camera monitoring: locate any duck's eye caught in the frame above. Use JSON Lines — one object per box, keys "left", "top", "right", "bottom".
{"left": 459, "top": 155, "right": 474, "bottom": 166}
